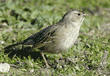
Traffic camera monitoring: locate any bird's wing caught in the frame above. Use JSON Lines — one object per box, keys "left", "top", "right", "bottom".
{"left": 3, "top": 24, "right": 59, "bottom": 50}
{"left": 22, "top": 24, "right": 59, "bottom": 46}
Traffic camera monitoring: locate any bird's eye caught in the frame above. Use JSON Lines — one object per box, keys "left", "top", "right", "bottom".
{"left": 77, "top": 13, "right": 80, "bottom": 16}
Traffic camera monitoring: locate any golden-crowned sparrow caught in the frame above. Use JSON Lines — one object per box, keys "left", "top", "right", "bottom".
{"left": 4, "top": 9, "right": 87, "bottom": 68}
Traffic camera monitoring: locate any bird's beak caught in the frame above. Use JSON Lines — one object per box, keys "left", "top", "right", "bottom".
{"left": 83, "top": 13, "right": 89, "bottom": 17}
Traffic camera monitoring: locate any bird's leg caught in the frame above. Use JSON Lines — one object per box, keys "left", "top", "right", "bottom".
{"left": 41, "top": 51, "right": 50, "bottom": 68}
{"left": 29, "top": 44, "right": 50, "bottom": 68}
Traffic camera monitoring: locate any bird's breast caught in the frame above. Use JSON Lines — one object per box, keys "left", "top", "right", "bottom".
{"left": 54, "top": 25, "right": 80, "bottom": 51}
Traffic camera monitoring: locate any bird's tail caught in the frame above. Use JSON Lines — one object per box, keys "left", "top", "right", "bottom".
{"left": 3, "top": 41, "right": 24, "bottom": 50}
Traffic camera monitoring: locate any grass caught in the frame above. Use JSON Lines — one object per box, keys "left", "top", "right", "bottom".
{"left": 0, "top": 0, "right": 110, "bottom": 75}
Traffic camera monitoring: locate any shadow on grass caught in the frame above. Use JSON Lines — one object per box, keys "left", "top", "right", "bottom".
{"left": 4, "top": 47, "right": 44, "bottom": 61}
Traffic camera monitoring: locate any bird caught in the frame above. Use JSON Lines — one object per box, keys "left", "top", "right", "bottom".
{"left": 3, "top": 9, "right": 87, "bottom": 68}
